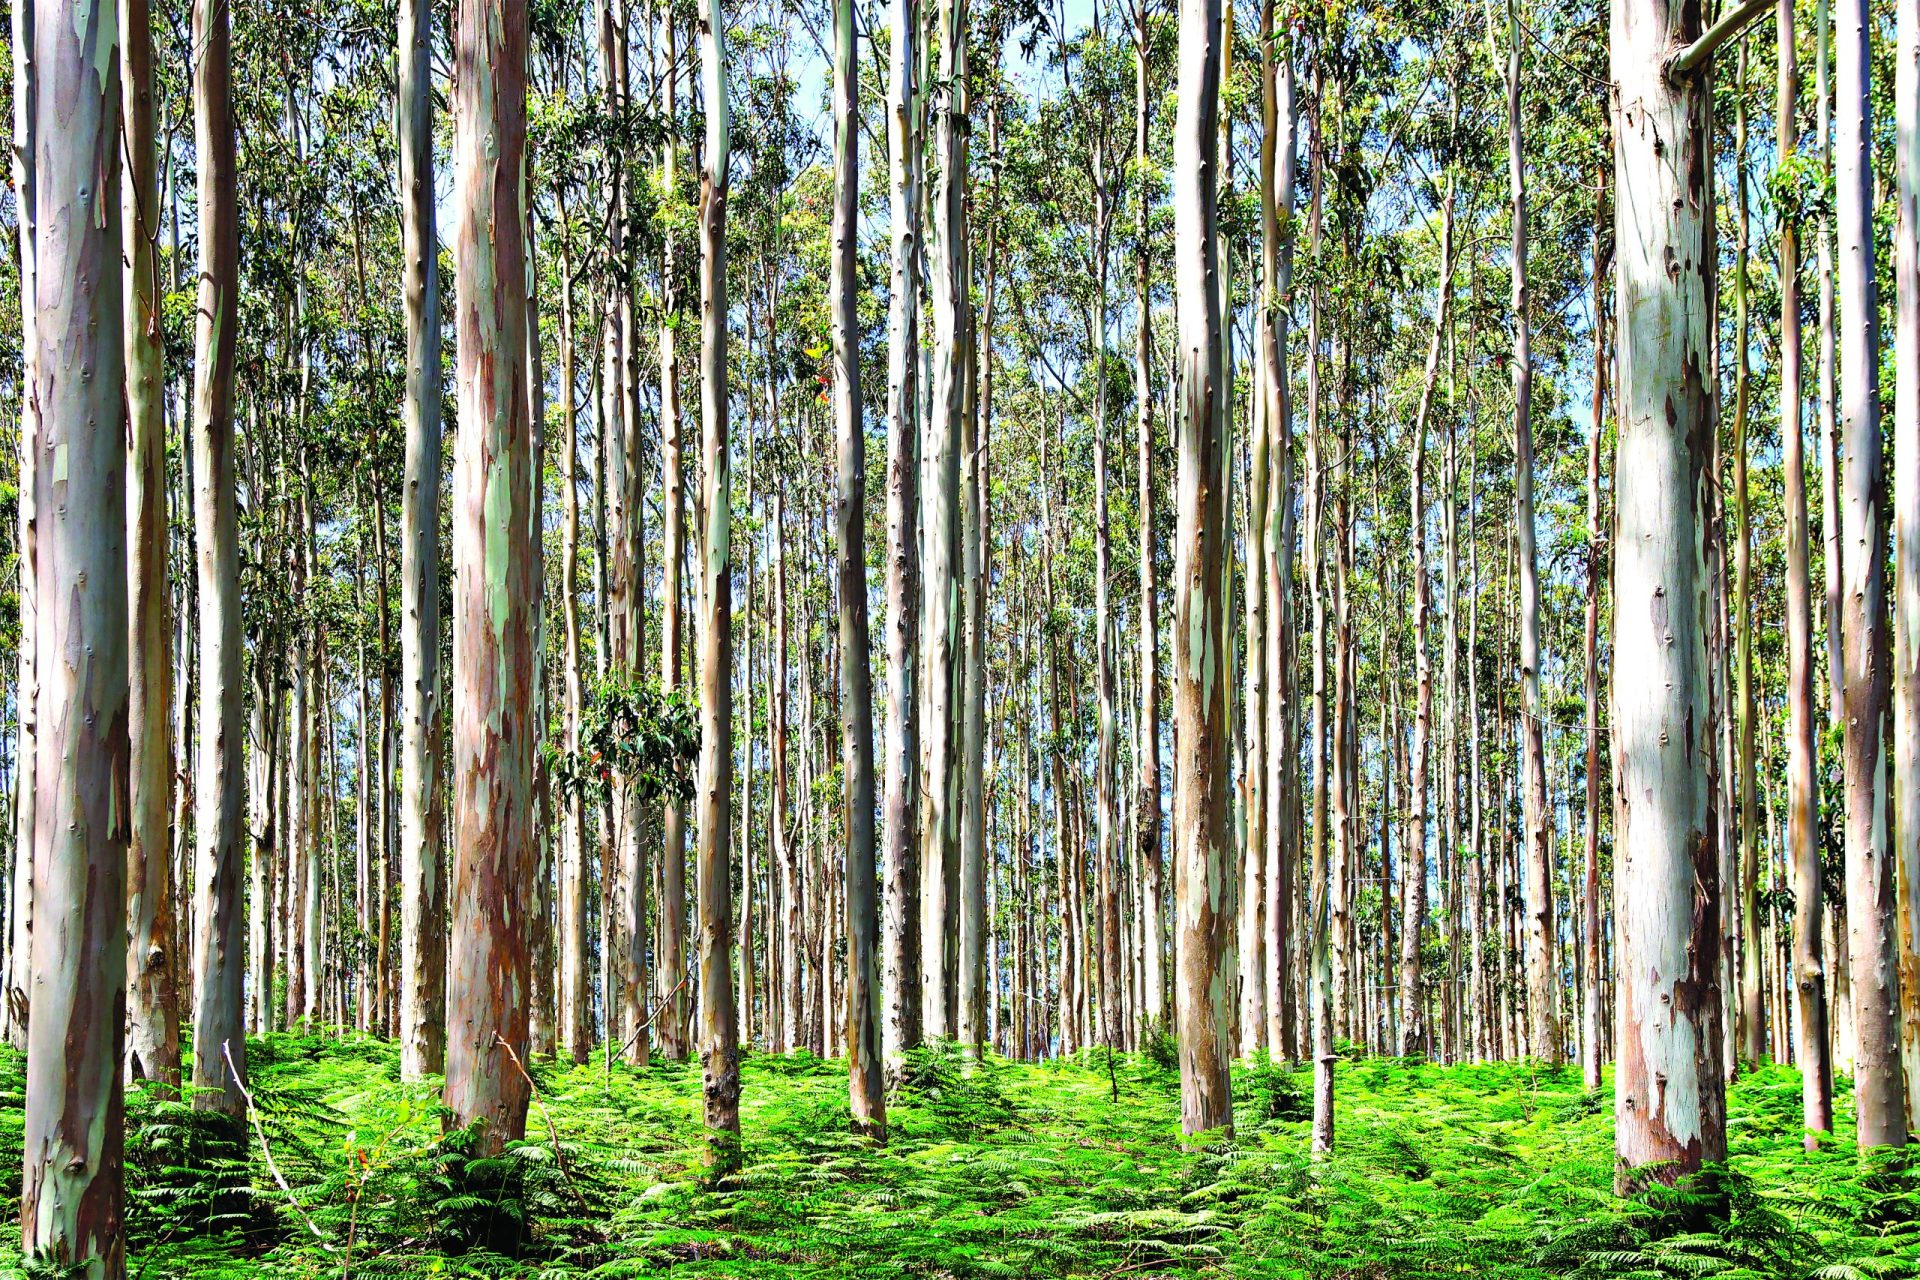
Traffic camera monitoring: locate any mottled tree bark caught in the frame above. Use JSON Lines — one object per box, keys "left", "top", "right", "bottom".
{"left": 1172, "top": 0, "right": 1233, "bottom": 1138}
{"left": 695, "top": 0, "right": 742, "bottom": 1163}
{"left": 1778, "top": 0, "right": 1833, "bottom": 1144}
{"left": 882, "top": 0, "right": 925, "bottom": 1075}
{"left": 831, "top": 0, "right": 884, "bottom": 1134}
{"left": 443, "top": 0, "right": 535, "bottom": 1155}
{"left": 397, "top": 0, "right": 445, "bottom": 1079}
{"left": 188, "top": 0, "right": 247, "bottom": 1119}
{"left": 1609, "top": 0, "right": 1728, "bottom": 1189}
{"left": 5, "top": 0, "right": 38, "bottom": 1057}
{"left": 1506, "top": 0, "right": 1557, "bottom": 1068}
{"left": 920, "top": 0, "right": 969, "bottom": 1042}
{"left": 21, "top": 2, "right": 130, "bottom": 1268}
{"left": 1134, "top": 0, "right": 1166, "bottom": 1037}
{"left": 122, "top": 0, "right": 180, "bottom": 1090}
{"left": 1893, "top": 0, "right": 1920, "bottom": 1135}
{"left": 1836, "top": 0, "right": 1907, "bottom": 1149}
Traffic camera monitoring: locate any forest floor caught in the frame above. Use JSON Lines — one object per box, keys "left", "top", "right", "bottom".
{"left": 4, "top": 1033, "right": 1916, "bottom": 1279}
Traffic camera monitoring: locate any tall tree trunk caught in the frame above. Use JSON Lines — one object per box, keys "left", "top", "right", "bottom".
{"left": 123, "top": 0, "right": 180, "bottom": 1089}
{"left": 21, "top": 0, "right": 129, "bottom": 1264}
{"left": 1609, "top": 0, "right": 1728, "bottom": 1189}
{"left": 1134, "top": 0, "right": 1166, "bottom": 1038}
{"left": 1778, "top": 0, "right": 1834, "bottom": 1143}
{"left": 1817, "top": 0, "right": 1844, "bottom": 733}
{"left": 1305, "top": 78, "right": 1333, "bottom": 1142}
{"left": 443, "top": 0, "right": 535, "bottom": 1155}
{"left": 1258, "top": 8, "right": 1297, "bottom": 1064}
{"left": 1730, "top": 41, "right": 1766, "bottom": 1070}
{"left": 695, "top": 0, "right": 742, "bottom": 1163}
{"left": 831, "top": 0, "right": 885, "bottom": 1137}
{"left": 6, "top": 0, "right": 38, "bottom": 1057}
{"left": 1172, "top": 0, "right": 1233, "bottom": 1137}
{"left": 398, "top": 0, "right": 446, "bottom": 1077}
{"left": 658, "top": 8, "right": 691, "bottom": 1065}
{"left": 558, "top": 197, "right": 591, "bottom": 1065}
{"left": 921, "top": 0, "right": 969, "bottom": 1041}
{"left": 1582, "top": 163, "right": 1609, "bottom": 1092}
{"left": 882, "top": 0, "right": 924, "bottom": 1074}
{"left": 188, "top": 0, "right": 246, "bottom": 1118}
{"left": 1836, "top": 0, "right": 1907, "bottom": 1149}
{"left": 1506, "top": 0, "right": 1557, "bottom": 1068}
{"left": 1893, "top": 0, "right": 1920, "bottom": 1135}
{"left": 1401, "top": 160, "right": 1455, "bottom": 1057}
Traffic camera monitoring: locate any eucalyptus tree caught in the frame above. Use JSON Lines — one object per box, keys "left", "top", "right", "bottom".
{"left": 1892, "top": 0, "right": 1920, "bottom": 1131}
{"left": 397, "top": 0, "right": 445, "bottom": 1081}
{"left": 882, "top": 0, "right": 926, "bottom": 1072}
{"left": 1835, "top": 0, "right": 1906, "bottom": 1148}
{"left": 1608, "top": 0, "right": 1728, "bottom": 1190}
{"left": 123, "top": 0, "right": 180, "bottom": 1090}
{"left": 20, "top": 0, "right": 130, "bottom": 1267}
{"left": 188, "top": 0, "right": 248, "bottom": 1120}
{"left": 695, "top": 0, "right": 743, "bottom": 1163}
{"left": 1778, "top": 0, "right": 1832, "bottom": 1143}
{"left": 1171, "top": 0, "right": 1232, "bottom": 1139}
{"left": 830, "top": 0, "right": 884, "bottom": 1138}
{"left": 921, "top": 0, "right": 972, "bottom": 1040}
{"left": 443, "top": 0, "right": 536, "bottom": 1154}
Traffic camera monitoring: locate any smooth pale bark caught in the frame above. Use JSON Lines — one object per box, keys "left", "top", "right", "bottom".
{"left": 1609, "top": 0, "right": 1728, "bottom": 1189}
{"left": 882, "top": 0, "right": 924, "bottom": 1074}
{"left": 21, "top": 2, "right": 129, "bottom": 1268}
{"left": 1305, "top": 87, "right": 1333, "bottom": 1141}
{"left": 830, "top": 0, "right": 884, "bottom": 1137}
{"left": 1893, "top": 0, "right": 1920, "bottom": 1134}
{"left": 1582, "top": 167, "right": 1609, "bottom": 1093}
{"left": 1401, "top": 170, "right": 1455, "bottom": 1057}
{"left": 1836, "top": 0, "right": 1907, "bottom": 1149}
{"left": 1088, "top": 105, "right": 1123, "bottom": 1055}
{"left": 659, "top": 10, "right": 691, "bottom": 1065}
{"left": 1506, "top": 0, "right": 1557, "bottom": 1068}
{"left": 1258, "top": 11, "right": 1297, "bottom": 1063}
{"left": 557, "top": 201, "right": 591, "bottom": 1065}
{"left": 695, "top": 0, "right": 742, "bottom": 1162}
{"left": 121, "top": 0, "right": 179, "bottom": 1090}
{"left": 444, "top": 0, "right": 535, "bottom": 1155}
{"left": 920, "top": 0, "right": 969, "bottom": 1041}
{"left": 6, "top": 0, "right": 37, "bottom": 1057}
{"left": 1134, "top": 0, "right": 1166, "bottom": 1036}
{"left": 188, "top": 0, "right": 246, "bottom": 1118}
{"left": 1172, "top": 0, "right": 1233, "bottom": 1138}
{"left": 959, "top": 102, "right": 997, "bottom": 1059}
{"left": 1779, "top": 0, "right": 1834, "bottom": 1143}
{"left": 1731, "top": 43, "right": 1766, "bottom": 1069}
{"left": 398, "top": 0, "right": 446, "bottom": 1079}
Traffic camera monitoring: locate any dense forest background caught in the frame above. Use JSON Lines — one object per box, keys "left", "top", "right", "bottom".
{"left": 5, "top": 0, "right": 1920, "bottom": 1270}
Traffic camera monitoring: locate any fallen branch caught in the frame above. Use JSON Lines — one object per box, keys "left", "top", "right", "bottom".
{"left": 223, "top": 1041, "right": 338, "bottom": 1256}
{"left": 493, "top": 1032, "right": 590, "bottom": 1209}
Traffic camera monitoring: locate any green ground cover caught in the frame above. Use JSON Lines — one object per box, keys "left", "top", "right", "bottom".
{"left": 3, "top": 1037, "right": 1913, "bottom": 1278}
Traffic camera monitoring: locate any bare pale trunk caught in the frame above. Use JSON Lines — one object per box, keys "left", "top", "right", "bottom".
{"left": 1172, "top": 0, "right": 1233, "bottom": 1137}
{"left": 122, "top": 0, "right": 180, "bottom": 1089}
{"left": 831, "top": 0, "right": 885, "bottom": 1136}
{"left": 21, "top": 2, "right": 130, "bottom": 1266}
{"left": 1779, "top": 0, "right": 1834, "bottom": 1143}
{"left": 882, "top": 0, "right": 925, "bottom": 1073}
{"left": 1893, "top": 0, "right": 1920, "bottom": 1133}
{"left": 443, "top": 0, "right": 535, "bottom": 1154}
{"left": 188, "top": 0, "right": 247, "bottom": 1118}
{"left": 695, "top": 0, "right": 742, "bottom": 1163}
{"left": 1609, "top": 0, "right": 1728, "bottom": 1188}
{"left": 1837, "top": 0, "right": 1907, "bottom": 1149}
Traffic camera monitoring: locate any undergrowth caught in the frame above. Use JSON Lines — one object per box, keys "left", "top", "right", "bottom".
{"left": 0, "top": 1036, "right": 1912, "bottom": 1278}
